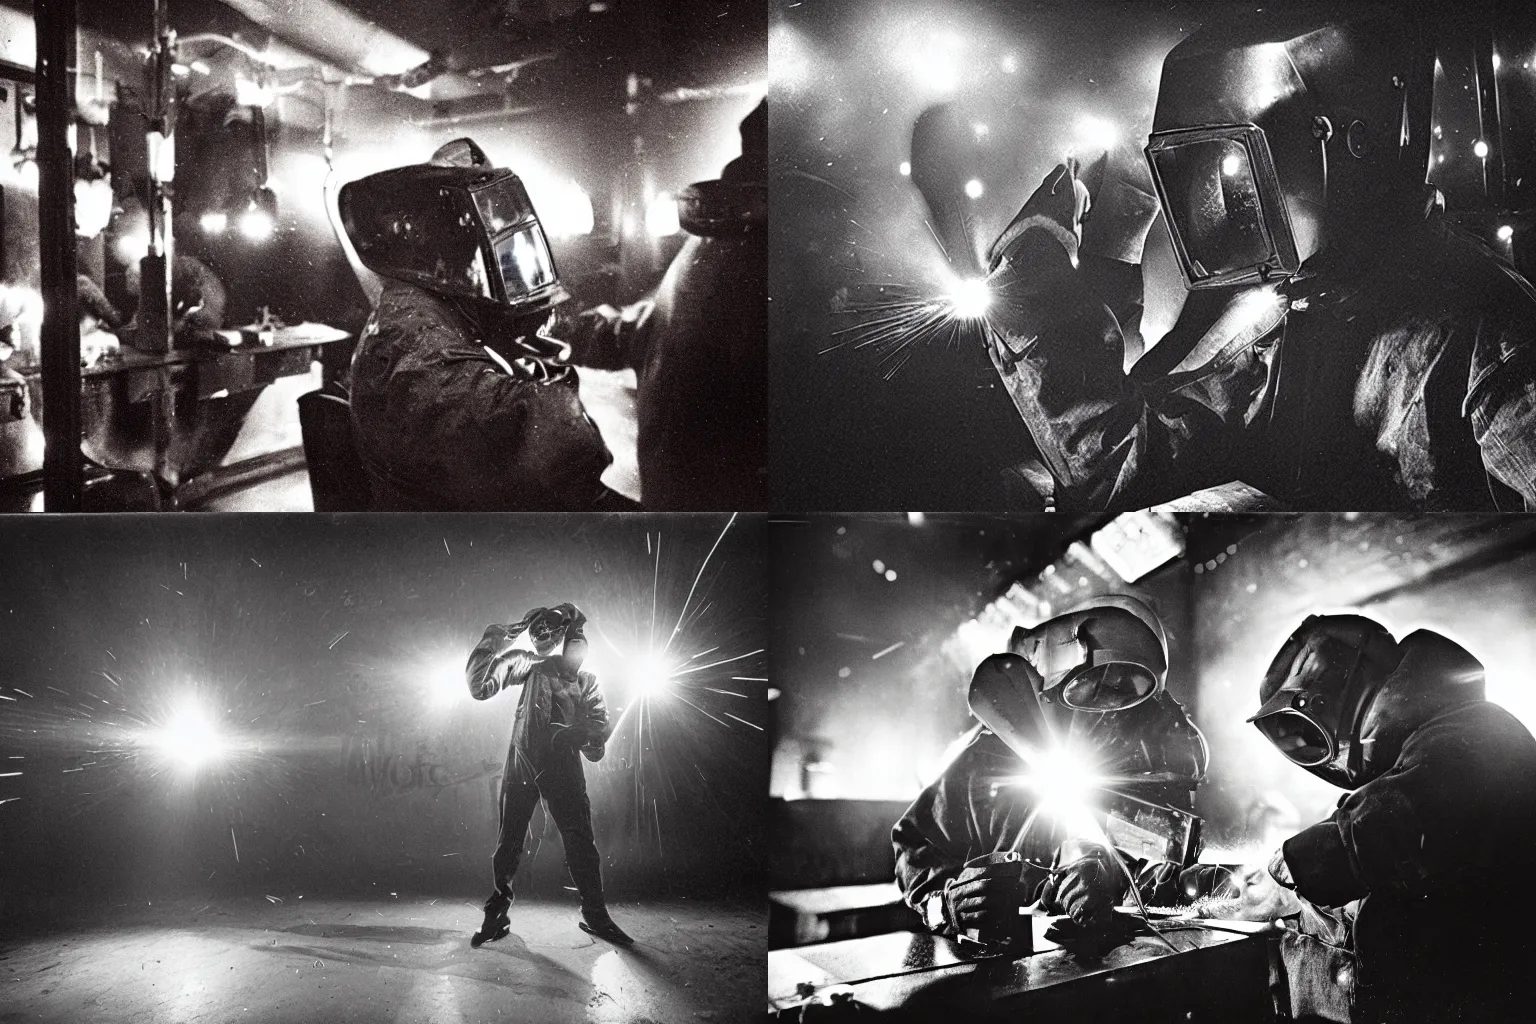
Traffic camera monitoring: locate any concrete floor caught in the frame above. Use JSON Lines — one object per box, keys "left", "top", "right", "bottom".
{"left": 0, "top": 896, "right": 764, "bottom": 1024}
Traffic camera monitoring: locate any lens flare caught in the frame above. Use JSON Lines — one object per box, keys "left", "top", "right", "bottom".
{"left": 148, "top": 700, "right": 227, "bottom": 772}
{"left": 633, "top": 653, "right": 676, "bottom": 697}
{"left": 946, "top": 276, "right": 992, "bottom": 319}
{"left": 239, "top": 209, "right": 275, "bottom": 242}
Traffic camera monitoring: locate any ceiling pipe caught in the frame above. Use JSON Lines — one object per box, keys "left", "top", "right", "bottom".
{"left": 213, "top": 0, "right": 430, "bottom": 79}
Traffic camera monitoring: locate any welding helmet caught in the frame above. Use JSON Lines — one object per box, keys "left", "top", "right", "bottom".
{"left": 339, "top": 153, "right": 569, "bottom": 318}
{"left": 1249, "top": 614, "right": 1403, "bottom": 788}
{"left": 1007, "top": 596, "right": 1169, "bottom": 713}
{"left": 1145, "top": 2, "right": 1433, "bottom": 289}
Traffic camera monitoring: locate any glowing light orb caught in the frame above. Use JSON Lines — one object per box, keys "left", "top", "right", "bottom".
{"left": 13, "top": 158, "right": 38, "bottom": 192}
{"left": 964, "top": 178, "right": 984, "bottom": 199}
{"left": 945, "top": 276, "right": 992, "bottom": 319}
{"left": 1009, "top": 744, "right": 1103, "bottom": 835}
{"left": 1000, "top": 54, "right": 1020, "bottom": 75}
{"left": 899, "top": 161, "right": 911, "bottom": 177}
{"left": 1221, "top": 153, "right": 1242, "bottom": 177}
{"left": 1497, "top": 224, "right": 1515, "bottom": 242}
{"left": 973, "top": 123, "right": 990, "bottom": 138}
{"left": 151, "top": 702, "right": 226, "bottom": 771}
{"left": 239, "top": 209, "right": 275, "bottom": 242}
{"left": 200, "top": 212, "right": 228, "bottom": 235}
{"left": 1027, "top": 746, "right": 1099, "bottom": 807}
{"left": 1474, "top": 140, "right": 1490, "bottom": 159}
{"left": 1072, "top": 115, "right": 1120, "bottom": 154}
{"left": 116, "top": 231, "right": 151, "bottom": 265}
{"left": 429, "top": 658, "right": 467, "bottom": 709}
{"left": 633, "top": 653, "right": 676, "bottom": 697}
{"left": 645, "top": 192, "right": 681, "bottom": 238}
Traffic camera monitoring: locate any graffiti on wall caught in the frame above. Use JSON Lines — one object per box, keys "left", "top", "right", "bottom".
{"left": 344, "top": 733, "right": 504, "bottom": 803}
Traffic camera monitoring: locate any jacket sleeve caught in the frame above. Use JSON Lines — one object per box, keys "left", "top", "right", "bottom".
{"left": 892, "top": 737, "right": 990, "bottom": 920}
{"left": 1467, "top": 343, "right": 1536, "bottom": 510}
{"left": 1280, "top": 712, "right": 1488, "bottom": 909}
{"left": 579, "top": 672, "right": 611, "bottom": 747}
{"left": 985, "top": 226, "right": 1278, "bottom": 514}
{"left": 466, "top": 624, "right": 540, "bottom": 700}
{"left": 355, "top": 295, "right": 611, "bottom": 506}
{"left": 551, "top": 300, "right": 657, "bottom": 372}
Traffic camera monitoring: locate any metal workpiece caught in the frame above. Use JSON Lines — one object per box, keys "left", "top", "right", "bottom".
{"left": 768, "top": 916, "right": 1281, "bottom": 1022}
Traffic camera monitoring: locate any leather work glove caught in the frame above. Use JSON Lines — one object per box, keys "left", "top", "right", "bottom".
{"left": 988, "top": 160, "right": 1093, "bottom": 271}
{"left": 550, "top": 723, "right": 586, "bottom": 753}
{"left": 1040, "top": 842, "right": 1129, "bottom": 927}
{"left": 940, "top": 856, "right": 1026, "bottom": 935}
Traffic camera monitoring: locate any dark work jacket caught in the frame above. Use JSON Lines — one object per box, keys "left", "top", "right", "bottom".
{"left": 557, "top": 230, "right": 769, "bottom": 511}
{"left": 466, "top": 624, "right": 611, "bottom": 785}
{"left": 986, "top": 215, "right": 1536, "bottom": 512}
{"left": 1283, "top": 700, "right": 1536, "bottom": 1023}
{"left": 892, "top": 695, "right": 1205, "bottom": 932}
{"left": 349, "top": 280, "right": 612, "bottom": 511}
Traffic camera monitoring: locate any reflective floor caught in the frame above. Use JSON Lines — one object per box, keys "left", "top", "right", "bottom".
{"left": 0, "top": 895, "right": 763, "bottom": 1023}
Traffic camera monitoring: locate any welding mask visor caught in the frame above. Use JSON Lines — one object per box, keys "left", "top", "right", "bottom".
{"left": 340, "top": 164, "right": 568, "bottom": 316}
{"left": 1249, "top": 614, "right": 1399, "bottom": 787}
{"left": 1145, "top": 124, "right": 1301, "bottom": 289}
{"left": 1010, "top": 597, "right": 1168, "bottom": 713}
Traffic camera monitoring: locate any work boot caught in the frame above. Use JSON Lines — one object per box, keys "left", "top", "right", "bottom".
{"left": 579, "top": 906, "right": 634, "bottom": 946}
{"left": 471, "top": 897, "right": 511, "bottom": 948}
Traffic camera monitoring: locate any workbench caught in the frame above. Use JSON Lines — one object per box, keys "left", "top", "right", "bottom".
{"left": 8, "top": 323, "right": 351, "bottom": 508}
{"left": 768, "top": 915, "right": 1283, "bottom": 1022}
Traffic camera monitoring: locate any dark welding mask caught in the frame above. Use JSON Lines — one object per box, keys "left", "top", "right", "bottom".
{"left": 1008, "top": 596, "right": 1169, "bottom": 713}
{"left": 1145, "top": 2, "right": 1433, "bottom": 289}
{"left": 1249, "top": 614, "right": 1402, "bottom": 788}
{"left": 339, "top": 163, "right": 569, "bottom": 317}
{"left": 527, "top": 610, "right": 566, "bottom": 652}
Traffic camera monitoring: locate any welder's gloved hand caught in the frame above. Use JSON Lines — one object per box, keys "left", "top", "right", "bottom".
{"left": 988, "top": 160, "right": 1093, "bottom": 271}
{"left": 1040, "top": 843, "right": 1130, "bottom": 927}
{"left": 941, "top": 858, "right": 1026, "bottom": 934}
{"left": 551, "top": 723, "right": 586, "bottom": 753}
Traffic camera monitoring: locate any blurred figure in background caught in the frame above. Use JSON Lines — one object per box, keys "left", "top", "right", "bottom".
{"left": 555, "top": 99, "right": 769, "bottom": 510}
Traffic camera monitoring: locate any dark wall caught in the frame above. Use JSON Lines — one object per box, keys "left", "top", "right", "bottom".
{"left": 0, "top": 514, "right": 768, "bottom": 910}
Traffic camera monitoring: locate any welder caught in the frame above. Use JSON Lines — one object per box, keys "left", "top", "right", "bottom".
{"left": 983, "top": 2, "right": 1536, "bottom": 513}
{"left": 893, "top": 598, "right": 1215, "bottom": 950}
{"left": 1247, "top": 614, "right": 1536, "bottom": 1023}
{"left": 341, "top": 139, "right": 623, "bottom": 511}
{"left": 550, "top": 99, "right": 768, "bottom": 511}
{"left": 466, "top": 601, "right": 633, "bottom": 948}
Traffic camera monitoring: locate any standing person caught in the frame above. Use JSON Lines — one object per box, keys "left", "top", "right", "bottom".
{"left": 466, "top": 602, "right": 633, "bottom": 947}
{"left": 1247, "top": 614, "right": 1536, "bottom": 1022}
